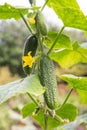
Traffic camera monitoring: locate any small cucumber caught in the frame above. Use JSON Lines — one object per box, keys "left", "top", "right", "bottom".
{"left": 35, "top": 11, "right": 47, "bottom": 36}
{"left": 39, "top": 54, "right": 59, "bottom": 109}
{"left": 23, "top": 35, "right": 38, "bottom": 75}
{"left": 29, "top": 0, "right": 34, "bottom": 5}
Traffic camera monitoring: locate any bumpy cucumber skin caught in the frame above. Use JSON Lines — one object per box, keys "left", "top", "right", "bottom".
{"left": 23, "top": 35, "right": 38, "bottom": 75}
{"left": 35, "top": 11, "right": 47, "bottom": 36}
{"left": 39, "top": 54, "right": 59, "bottom": 109}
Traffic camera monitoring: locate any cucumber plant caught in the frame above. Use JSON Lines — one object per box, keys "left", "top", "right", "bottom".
{"left": 0, "top": 0, "right": 87, "bottom": 130}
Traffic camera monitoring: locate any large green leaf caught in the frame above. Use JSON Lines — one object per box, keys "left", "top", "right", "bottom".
{"left": 51, "top": 49, "right": 83, "bottom": 68}
{"left": 48, "top": 0, "right": 87, "bottom": 31}
{"left": 77, "top": 90, "right": 87, "bottom": 104}
{"left": 0, "top": 3, "right": 28, "bottom": 20}
{"left": 51, "top": 42, "right": 87, "bottom": 68}
{"left": 60, "top": 114, "right": 87, "bottom": 130}
{"left": 48, "top": 0, "right": 80, "bottom": 9}
{"left": 77, "top": 46, "right": 87, "bottom": 60}
{"left": 44, "top": 32, "right": 72, "bottom": 50}
{"left": 0, "top": 75, "right": 45, "bottom": 104}
{"left": 56, "top": 103, "right": 78, "bottom": 121}
{"left": 60, "top": 74, "right": 87, "bottom": 91}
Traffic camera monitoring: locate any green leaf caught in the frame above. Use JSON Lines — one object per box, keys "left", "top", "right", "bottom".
{"left": 21, "top": 102, "right": 36, "bottom": 118}
{"left": 0, "top": 75, "right": 45, "bottom": 104}
{"left": 0, "top": 3, "right": 28, "bottom": 20}
{"left": 60, "top": 114, "right": 87, "bottom": 130}
{"left": 51, "top": 42, "right": 87, "bottom": 68}
{"left": 77, "top": 45, "right": 87, "bottom": 61}
{"left": 51, "top": 49, "right": 82, "bottom": 68}
{"left": 48, "top": 0, "right": 87, "bottom": 31}
{"left": 22, "top": 103, "right": 45, "bottom": 129}
{"left": 32, "top": 110, "right": 44, "bottom": 129}
{"left": 33, "top": 111, "right": 60, "bottom": 130}
{"left": 48, "top": 0, "right": 80, "bottom": 9}
{"left": 44, "top": 32, "right": 72, "bottom": 50}
{"left": 77, "top": 90, "right": 87, "bottom": 104}
{"left": 22, "top": 103, "right": 61, "bottom": 129}
{"left": 60, "top": 74, "right": 87, "bottom": 91}
{"left": 48, "top": 117, "right": 60, "bottom": 130}
{"left": 56, "top": 103, "right": 78, "bottom": 121}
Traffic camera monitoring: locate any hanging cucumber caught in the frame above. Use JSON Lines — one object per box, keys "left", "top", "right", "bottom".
{"left": 29, "top": 0, "right": 34, "bottom": 5}
{"left": 39, "top": 54, "right": 59, "bottom": 109}
{"left": 23, "top": 35, "right": 38, "bottom": 75}
{"left": 35, "top": 11, "right": 47, "bottom": 36}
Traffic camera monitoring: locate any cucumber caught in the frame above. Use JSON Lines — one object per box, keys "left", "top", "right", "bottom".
{"left": 23, "top": 35, "right": 38, "bottom": 75}
{"left": 29, "top": 0, "right": 34, "bottom": 5}
{"left": 35, "top": 11, "right": 47, "bottom": 36}
{"left": 39, "top": 54, "right": 59, "bottom": 109}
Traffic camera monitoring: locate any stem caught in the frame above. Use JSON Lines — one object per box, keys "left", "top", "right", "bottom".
{"left": 62, "top": 88, "right": 74, "bottom": 106}
{"left": 33, "top": 0, "right": 36, "bottom": 6}
{"left": 20, "top": 13, "right": 33, "bottom": 34}
{"left": 27, "top": 92, "right": 39, "bottom": 106}
{"left": 38, "top": 35, "right": 44, "bottom": 53}
{"left": 55, "top": 114, "right": 64, "bottom": 123}
{"left": 47, "top": 26, "right": 65, "bottom": 55}
{"left": 44, "top": 110, "right": 48, "bottom": 130}
{"left": 41, "top": 0, "right": 49, "bottom": 11}
{"left": 36, "top": 23, "right": 44, "bottom": 53}
{"left": 47, "top": 109, "right": 64, "bottom": 123}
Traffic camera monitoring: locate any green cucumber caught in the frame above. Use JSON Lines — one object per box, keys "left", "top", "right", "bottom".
{"left": 35, "top": 11, "right": 47, "bottom": 36}
{"left": 29, "top": 0, "right": 34, "bottom": 5}
{"left": 39, "top": 54, "right": 59, "bottom": 109}
{"left": 23, "top": 35, "right": 38, "bottom": 75}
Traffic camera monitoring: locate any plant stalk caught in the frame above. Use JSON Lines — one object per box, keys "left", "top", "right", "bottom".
{"left": 38, "top": 34, "right": 44, "bottom": 53}
{"left": 20, "top": 13, "right": 33, "bottom": 34}
{"left": 33, "top": 0, "right": 36, "bottom": 6}
{"left": 27, "top": 92, "right": 39, "bottom": 106}
{"left": 47, "top": 26, "right": 65, "bottom": 55}
{"left": 44, "top": 110, "right": 48, "bottom": 130}
{"left": 48, "top": 109, "right": 64, "bottom": 123}
{"left": 41, "top": 0, "right": 49, "bottom": 11}
{"left": 36, "top": 23, "right": 44, "bottom": 53}
{"left": 62, "top": 88, "right": 74, "bottom": 106}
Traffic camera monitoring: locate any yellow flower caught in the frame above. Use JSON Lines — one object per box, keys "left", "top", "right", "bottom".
{"left": 22, "top": 51, "right": 35, "bottom": 68}
{"left": 28, "top": 18, "right": 35, "bottom": 25}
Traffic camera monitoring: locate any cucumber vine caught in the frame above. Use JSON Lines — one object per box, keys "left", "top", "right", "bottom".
{"left": 20, "top": 1, "right": 73, "bottom": 130}
{"left": 1, "top": 0, "right": 87, "bottom": 130}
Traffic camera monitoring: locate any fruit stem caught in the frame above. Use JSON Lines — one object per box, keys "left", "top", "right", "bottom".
{"left": 38, "top": 35, "right": 44, "bottom": 53}
{"left": 36, "top": 24, "right": 44, "bottom": 53}
{"left": 48, "top": 109, "right": 64, "bottom": 123}
{"left": 47, "top": 26, "right": 65, "bottom": 55}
